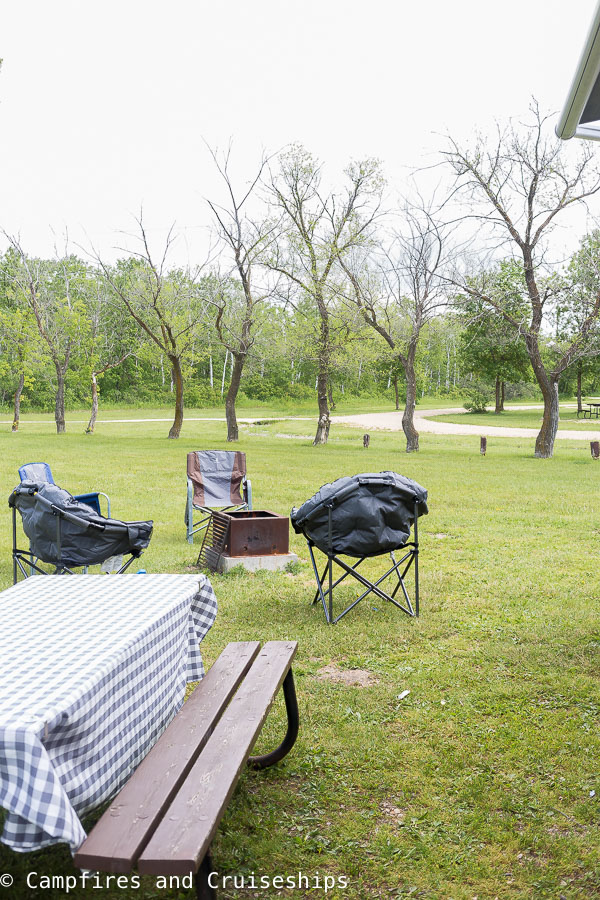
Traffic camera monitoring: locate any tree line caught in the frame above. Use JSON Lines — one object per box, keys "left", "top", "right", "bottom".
{"left": 3, "top": 104, "right": 600, "bottom": 459}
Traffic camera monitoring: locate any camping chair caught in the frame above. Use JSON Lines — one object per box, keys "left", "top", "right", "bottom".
{"left": 291, "top": 472, "right": 428, "bottom": 625}
{"left": 9, "top": 481, "right": 153, "bottom": 584}
{"left": 18, "top": 462, "right": 111, "bottom": 517}
{"left": 185, "top": 450, "right": 252, "bottom": 544}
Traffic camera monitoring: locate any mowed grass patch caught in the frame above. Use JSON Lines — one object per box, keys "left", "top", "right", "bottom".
{"left": 0, "top": 415, "right": 599, "bottom": 899}
{"left": 432, "top": 405, "right": 600, "bottom": 431}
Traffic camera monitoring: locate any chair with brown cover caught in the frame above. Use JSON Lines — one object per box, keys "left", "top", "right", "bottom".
{"left": 185, "top": 450, "right": 252, "bottom": 543}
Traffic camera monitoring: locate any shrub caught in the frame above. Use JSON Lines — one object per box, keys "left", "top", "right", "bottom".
{"left": 463, "top": 389, "right": 490, "bottom": 413}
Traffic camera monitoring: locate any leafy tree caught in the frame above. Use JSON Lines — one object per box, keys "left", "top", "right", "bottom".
{"left": 205, "top": 146, "right": 279, "bottom": 441}
{"left": 268, "top": 146, "right": 383, "bottom": 444}
{"left": 0, "top": 249, "right": 43, "bottom": 430}
{"left": 444, "top": 102, "right": 600, "bottom": 457}
{"left": 84, "top": 272, "right": 139, "bottom": 433}
{"left": 458, "top": 260, "right": 531, "bottom": 412}
{"left": 553, "top": 229, "right": 600, "bottom": 410}
{"left": 344, "top": 202, "right": 450, "bottom": 451}
{"left": 6, "top": 238, "right": 91, "bottom": 433}
{"left": 96, "top": 219, "right": 209, "bottom": 439}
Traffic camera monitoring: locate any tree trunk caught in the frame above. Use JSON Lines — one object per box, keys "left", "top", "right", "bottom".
{"left": 494, "top": 375, "right": 502, "bottom": 414}
{"left": 402, "top": 347, "right": 419, "bottom": 452}
{"left": 55, "top": 368, "right": 66, "bottom": 434}
{"left": 328, "top": 382, "right": 335, "bottom": 412}
{"left": 535, "top": 378, "right": 560, "bottom": 458}
{"left": 314, "top": 370, "right": 331, "bottom": 444}
{"left": 12, "top": 372, "right": 25, "bottom": 432}
{"left": 525, "top": 335, "right": 559, "bottom": 458}
{"left": 313, "top": 315, "right": 331, "bottom": 445}
{"left": 501, "top": 380, "right": 505, "bottom": 410}
{"left": 225, "top": 353, "right": 245, "bottom": 442}
{"left": 168, "top": 356, "right": 184, "bottom": 439}
{"left": 577, "top": 363, "right": 583, "bottom": 414}
{"left": 393, "top": 375, "right": 400, "bottom": 411}
{"left": 86, "top": 374, "right": 99, "bottom": 434}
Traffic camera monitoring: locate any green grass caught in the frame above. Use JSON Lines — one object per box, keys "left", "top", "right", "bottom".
{"left": 0, "top": 411, "right": 599, "bottom": 899}
{"left": 431, "top": 405, "right": 600, "bottom": 431}
{"left": 0, "top": 394, "right": 474, "bottom": 429}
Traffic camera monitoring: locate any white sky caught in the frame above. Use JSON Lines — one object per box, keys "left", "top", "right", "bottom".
{"left": 1, "top": 0, "right": 598, "bottom": 264}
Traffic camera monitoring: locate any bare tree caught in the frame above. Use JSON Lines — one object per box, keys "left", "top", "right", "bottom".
{"left": 444, "top": 102, "right": 600, "bottom": 458}
{"left": 268, "top": 145, "right": 383, "bottom": 445}
{"left": 95, "top": 217, "right": 208, "bottom": 439}
{"left": 206, "top": 145, "right": 279, "bottom": 441}
{"left": 343, "top": 202, "right": 449, "bottom": 451}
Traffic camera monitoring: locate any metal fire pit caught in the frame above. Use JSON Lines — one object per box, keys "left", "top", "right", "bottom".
{"left": 197, "top": 510, "right": 295, "bottom": 572}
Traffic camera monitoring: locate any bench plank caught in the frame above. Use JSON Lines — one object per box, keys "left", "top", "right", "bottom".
{"left": 137, "top": 640, "right": 298, "bottom": 876}
{"left": 74, "top": 641, "right": 261, "bottom": 873}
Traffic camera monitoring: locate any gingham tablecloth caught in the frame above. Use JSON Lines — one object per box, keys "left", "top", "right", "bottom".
{"left": 0, "top": 573, "right": 217, "bottom": 853}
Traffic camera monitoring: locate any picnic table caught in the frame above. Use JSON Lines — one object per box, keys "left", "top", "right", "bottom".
{"left": 0, "top": 573, "right": 217, "bottom": 853}
{"left": 578, "top": 399, "right": 600, "bottom": 418}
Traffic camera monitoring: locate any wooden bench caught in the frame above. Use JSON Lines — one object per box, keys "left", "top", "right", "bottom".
{"left": 74, "top": 640, "right": 299, "bottom": 899}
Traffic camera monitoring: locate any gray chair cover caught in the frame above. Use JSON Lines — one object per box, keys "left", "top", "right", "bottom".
{"left": 10, "top": 482, "right": 153, "bottom": 568}
{"left": 291, "top": 471, "right": 428, "bottom": 557}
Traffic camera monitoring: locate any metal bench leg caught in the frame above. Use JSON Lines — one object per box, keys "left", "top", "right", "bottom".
{"left": 248, "top": 669, "right": 299, "bottom": 769}
{"left": 196, "top": 848, "right": 217, "bottom": 900}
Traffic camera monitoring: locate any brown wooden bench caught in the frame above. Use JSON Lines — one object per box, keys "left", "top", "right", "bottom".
{"left": 74, "top": 640, "right": 299, "bottom": 899}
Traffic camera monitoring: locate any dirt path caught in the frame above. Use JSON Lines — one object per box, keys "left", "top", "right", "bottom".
{"left": 331, "top": 405, "right": 600, "bottom": 440}
{"left": 5, "top": 406, "right": 600, "bottom": 441}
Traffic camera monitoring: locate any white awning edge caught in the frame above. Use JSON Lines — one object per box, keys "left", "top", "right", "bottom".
{"left": 556, "top": 0, "right": 600, "bottom": 140}
{"left": 573, "top": 123, "right": 600, "bottom": 141}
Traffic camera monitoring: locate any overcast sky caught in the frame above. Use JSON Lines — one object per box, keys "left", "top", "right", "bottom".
{"left": 1, "top": 0, "right": 598, "bottom": 264}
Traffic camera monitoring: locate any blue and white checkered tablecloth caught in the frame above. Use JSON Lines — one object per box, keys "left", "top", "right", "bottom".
{"left": 0, "top": 573, "right": 217, "bottom": 853}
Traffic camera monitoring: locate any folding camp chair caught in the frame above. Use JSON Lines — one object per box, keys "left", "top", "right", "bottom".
{"left": 291, "top": 472, "right": 428, "bottom": 625}
{"left": 9, "top": 481, "right": 153, "bottom": 583}
{"left": 185, "top": 450, "right": 252, "bottom": 544}
{"left": 18, "top": 462, "right": 111, "bottom": 517}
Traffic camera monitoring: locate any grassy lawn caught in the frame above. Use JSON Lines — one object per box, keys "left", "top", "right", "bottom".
{"left": 0, "top": 411, "right": 599, "bottom": 899}
{"left": 431, "top": 406, "right": 600, "bottom": 431}
{"left": 0, "top": 394, "right": 469, "bottom": 429}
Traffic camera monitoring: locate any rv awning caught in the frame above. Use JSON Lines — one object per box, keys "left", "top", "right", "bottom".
{"left": 557, "top": 1, "right": 600, "bottom": 141}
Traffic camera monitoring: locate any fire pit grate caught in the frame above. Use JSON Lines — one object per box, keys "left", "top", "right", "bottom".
{"left": 196, "top": 512, "right": 230, "bottom": 571}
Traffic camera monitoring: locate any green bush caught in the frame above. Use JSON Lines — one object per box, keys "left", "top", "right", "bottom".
{"left": 463, "top": 388, "right": 490, "bottom": 413}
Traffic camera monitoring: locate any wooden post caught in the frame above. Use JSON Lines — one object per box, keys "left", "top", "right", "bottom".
{"left": 480, "top": 436, "right": 487, "bottom": 455}
{"left": 363, "top": 433, "right": 370, "bottom": 448}
{"left": 591, "top": 441, "right": 599, "bottom": 459}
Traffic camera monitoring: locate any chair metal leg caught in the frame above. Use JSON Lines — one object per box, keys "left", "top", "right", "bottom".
{"left": 307, "top": 538, "right": 420, "bottom": 624}
{"left": 12, "top": 507, "right": 17, "bottom": 585}
{"left": 413, "top": 498, "right": 419, "bottom": 617}
{"left": 308, "top": 543, "right": 332, "bottom": 623}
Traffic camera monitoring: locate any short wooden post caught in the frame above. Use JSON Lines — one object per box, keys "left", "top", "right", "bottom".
{"left": 363, "top": 433, "right": 370, "bottom": 448}
{"left": 480, "top": 436, "right": 487, "bottom": 455}
{"left": 591, "top": 440, "right": 599, "bottom": 459}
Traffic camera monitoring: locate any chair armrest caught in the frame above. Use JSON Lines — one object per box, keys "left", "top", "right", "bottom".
{"left": 186, "top": 478, "right": 194, "bottom": 542}
{"left": 73, "top": 491, "right": 111, "bottom": 518}
{"left": 244, "top": 478, "right": 253, "bottom": 510}
{"left": 97, "top": 491, "right": 111, "bottom": 518}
